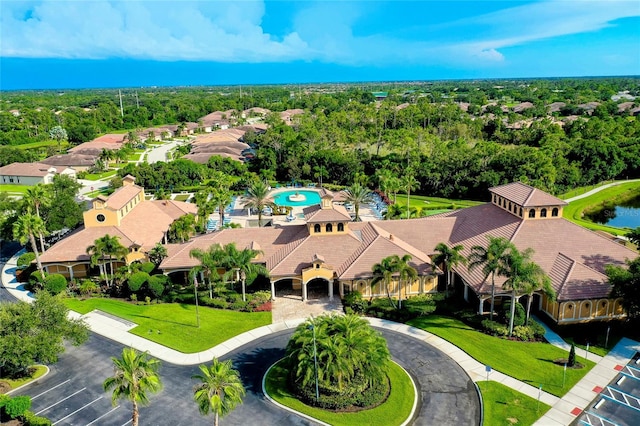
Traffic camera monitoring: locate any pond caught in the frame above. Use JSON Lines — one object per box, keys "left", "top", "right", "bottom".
{"left": 587, "top": 196, "right": 640, "bottom": 228}
{"left": 272, "top": 190, "right": 322, "bottom": 207}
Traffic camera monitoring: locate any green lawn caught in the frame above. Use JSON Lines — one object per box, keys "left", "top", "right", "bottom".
{"left": 562, "top": 181, "right": 640, "bottom": 236}
{"left": 64, "top": 298, "right": 271, "bottom": 353}
{"left": 478, "top": 381, "right": 551, "bottom": 426}
{"left": 84, "top": 188, "right": 112, "bottom": 198}
{"left": 14, "top": 140, "right": 69, "bottom": 151}
{"left": 407, "top": 194, "right": 483, "bottom": 210}
{"left": 82, "top": 170, "right": 117, "bottom": 181}
{"left": 1, "top": 366, "right": 48, "bottom": 390}
{"left": 0, "top": 184, "right": 30, "bottom": 194}
{"left": 407, "top": 315, "right": 594, "bottom": 397}
{"left": 265, "top": 359, "right": 415, "bottom": 426}
{"left": 174, "top": 194, "right": 191, "bottom": 201}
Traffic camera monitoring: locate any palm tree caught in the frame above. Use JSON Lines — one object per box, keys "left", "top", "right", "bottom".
{"left": 219, "top": 243, "right": 268, "bottom": 301}
{"left": 23, "top": 184, "right": 50, "bottom": 253}
{"left": 468, "top": 236, "right": 514, "bottom": 320}
{"left": 103, "top": 348, "right": 162, "bottom": 426}
{"left": 211, "top": 186, "right": 233, "bottom": 229}
{"left": 13, "top": 213, "right": 48, "bottom": 280}
{"left": 190, "top": 244, "right": 224, "bottom": 299}
{"left": 148, "top": 243, "right": 168, "bottom": 266}
{"left": 342, "top": 183, "right": 373, "bottom": 222}
{"left": 371, "top": 255, "right": 401, "bottom": 308}
{"left": 194, "top": 190, "right": 216, "bottom": 230}
{"left": 383, "top": 203, "right": 404, "bottom": 220}
{"left": 241, "top": 181, "right": 276, "bottom": 227}
{"left": 87, "top": 234, "right": 128, "bottom": 287}
{"left": 192, "top": 358, "right": 245, "bottom": 426}
{"left": 521, "top": 268, "right": 555, "bottom": 326}
{"left": 169, "top": 214, "right": 196, "bottom": 243}
{"left": 432, "top": 243, "right": 466, "bottom": 297}
{"left": 396, "top": 254, "right": 417, "bottom": 309}
{"left": 501, "top": 247, "right": 542, "bottom": 336}
{"left": 400, "top": 173, "right": 420, "bottom": 219}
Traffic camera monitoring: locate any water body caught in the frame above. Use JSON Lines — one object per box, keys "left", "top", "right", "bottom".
{"left": 588, "top": 197, "right": 640, "bottom": 228}
{"left": 272, "top": 190, "right": 321, "bottom": 207}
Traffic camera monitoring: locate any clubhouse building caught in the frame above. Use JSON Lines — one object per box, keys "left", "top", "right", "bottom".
{"left": 39, "top": 180, "right": 637, "bottom": 325}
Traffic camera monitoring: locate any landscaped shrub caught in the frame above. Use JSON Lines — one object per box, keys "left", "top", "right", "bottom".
{"left": 404, "top": 293, "right": 442, "bottom": 317}
{"left": 44, "top": 273, "right": 67, "bottom": 295}
{"left": 502, "top": 301, "right": 526, "bottom": 327}
{"left": 568, "top": 344, "right": 576, "bottom": 367}
{"left": 0, "top": 395, "right": 31, "bottom": 420}
{"left": 147, "top": 275, "right": 166, "bottom": 298}
{"left": 138, "top": 262, "right": 156, "bottom": 274}
{"left": 199, "top": 297, "right": 229, "bottom": 309}
{"left": 17, "top": 252, "right": 36, "bottom": 269}
{"left": 343, "top": 291, "right": 367, "bottom": 314}
{"left": 528, "top": 320, "right": 546, "bottom": 339}
{"left": 22, "top": 410, "right": 52, "bottom": 426}
{"left": 513, "top": 325, "right": 536, "bottom": 341}
{"left": 230, "top": 300, "right": 250, "bottom": 311}
{"left": 29, "top": 270, "right": 47, "bottom": 287}
{"left": 127, "top": 271, "right": 150, "bottom": 293}
{"left": 481, "top": 319, "right": 509, "bottom": 337}
{"left": 78, "top": 279, "right": 99, "bottom": 296}
{"left": 248, "top": 290, "right": 271, "bottom": 308}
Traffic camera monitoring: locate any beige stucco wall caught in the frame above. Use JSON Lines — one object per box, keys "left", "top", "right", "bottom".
{"left": 542, "top": 294, "right": 626, "bottom": 323}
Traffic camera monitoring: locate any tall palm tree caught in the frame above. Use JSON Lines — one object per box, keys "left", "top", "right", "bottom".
{"left": 103, "top": 348, "right": 163, "bottom": 426}
{"left": 220, "top": 243, "right": 268, "bottom": 301}
{"left": 87, "top": 234, "right": 128, "bottom": 287}
{"left": 211, "top": 186, "right": 233, "bottom": 229}
{"left": 342, "top": 183, "right": 373, "bottom": 222}
{"left": 192, "top": 358, "right": 246, "bottom": 426}
{"left": 383, "top": 203, "right": 404, "bottom": 220}
{"left": 468, "top": 236, "right": 514, "bottom": 320}
{"left": 396, "top": 254, "right": 417, "bottom": 309}
{"left": 241, "top": 181, "right": 276, "bottom": 227}
{"left": 501, "top": 247, "right": 543, "bottom": 336}
{"left": 400, "top": 173, "right": 420, "bottom": 219}
{"left": 432, "top": 243, "right": 466, "bottom": 297}
{"left": 189, "top": 244, "right": 224, "bottom": 299}
{"left": 169, "top": 214, "right": 196, "bottom": 243}
{"left": 23, "top": 184, "right": 50, "bottom": 253}
{"left": 521, "top": 268, "right": 555, "bottom": 326}
{"left": 194, "top": 190, "right": 216, "bottom": 230}
{"left": 13, "top": 213, "right": 48, "bottom": 280}
{"left": 371, "top": 255, "right": 401, "bottom": 308}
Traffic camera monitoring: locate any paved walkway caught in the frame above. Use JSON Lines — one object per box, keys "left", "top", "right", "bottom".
{"left": 3, "top": 250, "right": 639, "bottom": 425}
{"left": 564, "top": 179, "right": 640, "bottom": 203}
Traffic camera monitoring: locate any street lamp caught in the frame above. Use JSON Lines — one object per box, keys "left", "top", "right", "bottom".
{"left": 308, "top": 319, "right": 319, "bottom": 402}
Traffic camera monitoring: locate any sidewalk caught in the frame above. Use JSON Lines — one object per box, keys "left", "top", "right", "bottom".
{"left": 3, "top": 249, "right": 639, "bottom": 424}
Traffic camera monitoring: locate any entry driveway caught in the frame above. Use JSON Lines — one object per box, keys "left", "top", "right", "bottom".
{"left": 15, "top": 328, "right": 479, "bottom": 425}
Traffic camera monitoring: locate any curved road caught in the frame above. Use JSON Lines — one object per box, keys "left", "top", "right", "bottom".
{"left": 15, "top": 328, "right": 479, "bottom": 426}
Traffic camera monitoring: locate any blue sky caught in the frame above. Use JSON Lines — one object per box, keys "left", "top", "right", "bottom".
{"left": 1, "top": 0, "right": 639, "bottom": 90}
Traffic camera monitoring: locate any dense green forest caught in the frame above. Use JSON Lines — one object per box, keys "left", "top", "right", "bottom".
{"left": 2, "top": 77, "right": 639, "bottom": 199}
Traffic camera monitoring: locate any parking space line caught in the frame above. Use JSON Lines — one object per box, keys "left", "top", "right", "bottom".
{"left": 86, "top": 405, "right": 120, "bottom": 426}
{"left": 52, "top": 396, "right": 103, "bottom": 425}
{"left": 35, "top": 388, "right": 86, "bottom": 415}
{"left": 31, "top": 380, "right": 71, "bottom": 400}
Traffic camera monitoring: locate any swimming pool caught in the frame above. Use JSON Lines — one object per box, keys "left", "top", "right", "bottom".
{"left": 273, "top": 190, "right": 322, "bottom": 207}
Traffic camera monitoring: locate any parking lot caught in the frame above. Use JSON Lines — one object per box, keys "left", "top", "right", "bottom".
{"left": 13, "top": 334, "right": 205, "bottom": 426}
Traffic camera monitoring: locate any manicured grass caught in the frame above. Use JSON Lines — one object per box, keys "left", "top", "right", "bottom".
{"left": 0, "top": 184, "right": 30, "bottom": 194}
{"left": 127, "top": 153, "right": 142, "bottom": 161}
{"left": 478, "top": 381, "right": 551, "bottom": 425}
{"left": 84, "top": 188, "right": 112, "bottom": 198}
{"left": 82, "top": 170, "right": 117, "bottom": 181}
{"left": 265, "top": 359, "right": 415, "bottom": 426}
{"left": 563, "top": 337, "right": 619, "bottom": 358}
{"left": 174, "top": 194, "right": 191, "bottom": 201}
{"left": 63, "top": 298, "right": 271, "bottom": 353}
{"left": 562, "top": 181, "right": 640, "bottom": 236}
{"left": 407, "top": 194, "right": 483, "bottom": 210}
{"left": 407, "top": 315, "right": 595, "bottom": 397}
{"left": 1, "top": 366, "right": 48, "bottom": 391}
{"left": 14, "top": 140, "right": 69, "bottom": 151}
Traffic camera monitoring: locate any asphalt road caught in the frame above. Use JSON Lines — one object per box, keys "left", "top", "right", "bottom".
{"left": 14, "top": 328, "right": 479, "bottom": 426}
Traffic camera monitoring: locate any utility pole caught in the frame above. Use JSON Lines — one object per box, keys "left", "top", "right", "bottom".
{"left": 135, "top": 91, "right": 139, "bottom": 108}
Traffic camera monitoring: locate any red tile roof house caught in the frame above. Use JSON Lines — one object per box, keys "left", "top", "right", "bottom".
{"left": 39, "top": 175, "right": 197, "bottom": 280}
{"left": 0, "top": 162, "right": 77, "bottom": 186}
{"left": 159, "top": 183, "right": 637, "bottom": 325}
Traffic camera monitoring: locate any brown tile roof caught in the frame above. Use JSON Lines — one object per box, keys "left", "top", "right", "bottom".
{"left": 0, "top": 162, "right": 54, "bottom": 177}
{"left": 43, "top": 154, "right": 97, "bottom": 167}
{"left": 41, "top": 199, "right": 197, "bottom": 263}
{"left": 105, "top": 185, "right": 143, "bottom": 210}
{"left": 303, "top": 204, "right": 351, "bottom": 223}
{"left": 490, "top": 182, "right": 567, "bottom": 207}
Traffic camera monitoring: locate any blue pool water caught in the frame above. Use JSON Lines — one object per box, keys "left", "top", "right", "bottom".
{"left": 273, "top": 190, "right": 322, "bottom": 207}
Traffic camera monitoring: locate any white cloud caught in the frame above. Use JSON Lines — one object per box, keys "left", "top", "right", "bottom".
{"left": 1, "top": 0, "right": 638, "bottom": 69}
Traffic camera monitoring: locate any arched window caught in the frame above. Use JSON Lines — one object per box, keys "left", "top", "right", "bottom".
{"left": 552, "top": 208, "right": 559, "bottom": 217}
{"left": 508, "top": 202, "right": 512, "bottom": 211}
{"left": 519, "top": 207, "right": 523, "bottom": 217}
{"left": 326, "top": 223, "right": 333, "bottom": 232}
{"left": 540, "top": 208, "right": 547, "bottom": 218}
{"left": 493, "top": 194, "right": 497, "bottom": 203}
{"left": 528, "top": 209, "right": 536, "bottom": 218}
{"left": 337, "top": 223, "right": 344, "bottom": 232}
{"left": 314, "top": 224, "right": 321, "bottom": 233}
